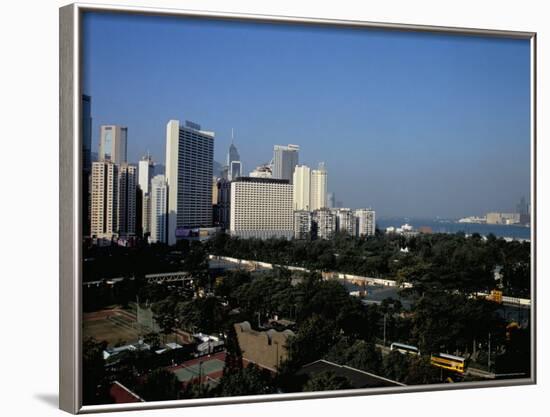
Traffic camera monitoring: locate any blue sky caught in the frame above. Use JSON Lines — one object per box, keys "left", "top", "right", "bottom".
{"left": 82, "top": 12, "right": 531, "bottom": 218}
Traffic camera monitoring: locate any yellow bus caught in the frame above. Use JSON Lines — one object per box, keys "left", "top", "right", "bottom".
{"left": 430, "top": 353, "right": 466, "bottom": 374}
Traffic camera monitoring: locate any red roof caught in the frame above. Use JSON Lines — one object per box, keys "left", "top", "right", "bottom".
{"left": 109, "top": 381, "right": 145, "bottom": 404}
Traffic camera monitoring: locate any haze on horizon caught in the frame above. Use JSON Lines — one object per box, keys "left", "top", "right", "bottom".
{"left": 82, "top": 12, "right": 531, "bottom": 219}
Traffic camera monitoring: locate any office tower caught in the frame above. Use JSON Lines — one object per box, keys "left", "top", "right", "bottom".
{"left": 293, "top": 165, "right": 311, "bottom": 211}
{"left": 165, "top": 120, "right": 215, "bottom": 245}
{"left": 226, "top": 134, "right": 241, "bottom": 181}
{"left": 327, "top": 192, "right": 336, "bottom": 209}
{"left": 216, "top": 179, "right": 231, "bottom": 230}
{"left": 138, "top": 154, "right": 155, "bottom": 235}
{"left": 312, "top": 208, "right": 336, "bottom": 240}
{"left": 230, "top": 177, "right": 293, "bottom": 239}
{"left": 355, "top": 209, "right": 376, "bottom": 237}
{"left": 294, "top": 210, "right": 312, "bottom": 240}
{"left": 150, "top": 175, "right": 168, "bottom": 243}
{"left": 99, "top": 125, "right": 128, "bottom": 164}
{"left": 335, "top": 208, "right": 355, "bottom": 236}
{"left": 117, "top": 163, "right": 137, "bottom": 238}
{"left": 229, "top": 161, "right": 242, "bottom": 181}
{"left": 90, "top": 161, "right": 118, "bottom": 240}
{"left": 311, "top": 162, "right": 328, "bottom": 210}
{"left": 249, "top": 163, "right": 272, "bottom": 178}
{"left": 82, "top": 94, "right": 92, "bottom": 236}
{"left": 138, "top": 153, "right": 155, "bottom": 194}
{"left": 273, "top": 144, "right": 299, "bottom": 183}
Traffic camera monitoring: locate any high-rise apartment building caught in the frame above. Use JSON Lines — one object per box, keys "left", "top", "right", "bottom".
{"left": 355, "top": 209, "right": 376, "bottom": 237}
{"left": 117, "top": 163, "right": 137, "bottom": 238}
{"left": 165, "top": 120, "right": 215, "bottom": 245}
{"left": 312, "top": 208, "right": 336, "bottom": 240}
{"left": 230, "top": 177, "right": 293, "bottom": 239}
{"left": 216, "top": 179, "right": 232, "bottom": 230}
{"left": 293, "top": 210, "right": 312, "bottom": 240}
{"left": 99, "top": 125, "right": 128, "bottom": 164}
{"left": 90, "top": 161, "right": 118, "bottom": 240}
{"left": 311, "top": 162, "right": 328, "bottom": 210}
{"left": 150, "top": 175, "right": 168, "bottom": 244}
{"left": 293, "top": 165, "right": 311, "bottom": 211}
{"left": 273, "top": 144, "right": 299, "bottom": 183}
{"left": 334, "top": 208, "right": 355, "bottom": 236}
{"left": 82, "top": 94, "right": 92, "bottom": 236}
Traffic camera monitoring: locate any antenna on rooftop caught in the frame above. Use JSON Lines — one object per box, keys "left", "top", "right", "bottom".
{"left": 231, "top": 128, "right": 234, "bottom": 144}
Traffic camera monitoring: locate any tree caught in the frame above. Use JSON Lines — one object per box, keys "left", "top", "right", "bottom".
{"left": 140, "top": 369, "right": 180, "bottom": 401}
{"left": 303, "top": 371, "right": 352, "bottom": 392}
{"left": 82, "top": 337, "right": 108, "bottom": 405}
{"left": 217, "top": 364, "right": 275, "bottom": 397}
{"left": 223, "top": 324, "right": 243, "bottom": 374}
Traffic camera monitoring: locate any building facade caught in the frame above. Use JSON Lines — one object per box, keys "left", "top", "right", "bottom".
{"left": 90, "top": 161, "right": 118, "bottom": 240}
{"left": 272, "top": 144, "right": 299, "bottom": 184}
{"left": 355, "top": 208, "right": 376, "bottom": 237}
{"left": 312, "top": 208, "right": 336, "bottom": 240}
{"left": 117, "top": 163, "right": 137, "bottom": 238}
{"left": 293, "top": 210, "right": 312, "bottom": 240}
{"left": 150, "top": 175, "right": 168, "bottom": 244}
{"left": 82, "top": 94, "right": 92, "bottom": 237}
{"left": 230, "top": 177, "right": 293, "bottom": 239}
{"left": 293, "top": 165, "right": 311, "bottom": 211}
{"left": 138, "top": 154, "right": 155, "bottom": 235}
{"left": 334, "top": 208, "right": 355, "bottom": 236}
{"left": 99, "top": 125, "right": 128, "bottom": 164}
{"left": 165, "top": 120, "right": 215, "bottom": 245}
{"left": 310, "top": 162, "right": 328, "bottom": 210}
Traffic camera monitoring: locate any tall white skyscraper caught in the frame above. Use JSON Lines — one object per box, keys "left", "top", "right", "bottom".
{"left": 138, "top": 154, "right": 155, "bottom": 235}
{"left": 355, "top": 209, "right": 376, "bottom": 237}
{"left": 150, "top": 175, "right": 168, "bottom": 244}
{"left": 311, "top": 162, "right": 328, "bottom": 210}
{"left": 293, "top": 165, "right": 311, "bottom": 211}
{"left": 117, "top": 163, "right": 137, "bottom": 238}
{"left": 230, "top": 177, "right": 293, "bottom": 239}
{"left": 91, "top": 161, "right": 118, "bottom": 240}
{"left": 273, "top": 144, "right": 299, "bottom": 183}
{"left": 165, "top": 120, "right": 214, "bottom": 245}
{"left": 229, "top": 160, "right": 242, "bottom": 181}
{"left": 99, "top": 125, "right": 127, "bottom": 164}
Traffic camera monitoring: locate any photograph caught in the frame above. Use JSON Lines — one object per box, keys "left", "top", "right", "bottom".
{"left": 78, "top": 8, "right": 533, "bottom": 407}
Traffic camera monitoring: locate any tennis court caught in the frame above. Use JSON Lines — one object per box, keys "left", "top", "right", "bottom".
{"left": 172, "top": 359, "right": 225, "bottom": 382}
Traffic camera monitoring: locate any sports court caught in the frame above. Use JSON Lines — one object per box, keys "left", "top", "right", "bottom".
{"left": 169, "top": 352, "right": 227, "bottom": 385}
{"left": 83, "top": 308, "right": 140, "bottom": 346}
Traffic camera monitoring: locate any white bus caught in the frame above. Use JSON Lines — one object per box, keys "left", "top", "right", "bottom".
{"left": 390, "top": 342, "right": 420, "bottom": 355}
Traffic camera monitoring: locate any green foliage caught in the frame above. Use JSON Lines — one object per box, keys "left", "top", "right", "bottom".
{"left": 325, "top": 338, "right": 383, "bottom": 374}
{"left": 82, "top": 337, "right": 108, "bottom": 405}
{"left": 139, "top": 369, "right": 180, "bottom": 401}
{"left": 216, "top": 364, "right": 275, "bottom": 397}
{"left": 303, "top": 371, "right": 352, "bottom": 392}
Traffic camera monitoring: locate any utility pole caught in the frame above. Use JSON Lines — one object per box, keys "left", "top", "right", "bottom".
{"left": 488, "top": 332, "right": 491, "bottom": 371}
{"left": 383, "top": 314, "right": 387, "bottom": 346}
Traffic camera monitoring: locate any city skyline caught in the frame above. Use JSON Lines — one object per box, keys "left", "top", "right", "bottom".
{"left": 83, "top": 12, "right": 531, "bottom": 218}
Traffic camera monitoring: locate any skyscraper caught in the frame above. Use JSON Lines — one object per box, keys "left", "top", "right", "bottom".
{"left": 165, "top": 120, "right": 214, "bottom": 245}
{"left": 99, "top": 125, "right": 127, "bottom": 164}
{"left": 229, "top": 161, "right": 242, "bottom": 181}
{"left": 230, "top": 177, "right": 293, "bottom": 239}
{"left": 293, "top": 165, "right": 311, "bottom": 211}
{"left": 226, "top": 132, "right": 242, "bottom": 181}
{"left": 117, "top": 163, "right": 137, "bottom": 238}
{"left": 311, "top": 162, "right": 328, "bottom": 210}
{"left": 90, "top": 161, "right": 118, "bottom": 240}
{"left": 273, "top": 144, "right": 299, "bottom": 183}
{"left": 82, "top": 94, "right": 92, "bottom": 237}
{"left": 138, "top": 154, "right": 155, "bottom": 235}
{"left": 150, "top": 175, "right": 168, "bottom": 244}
